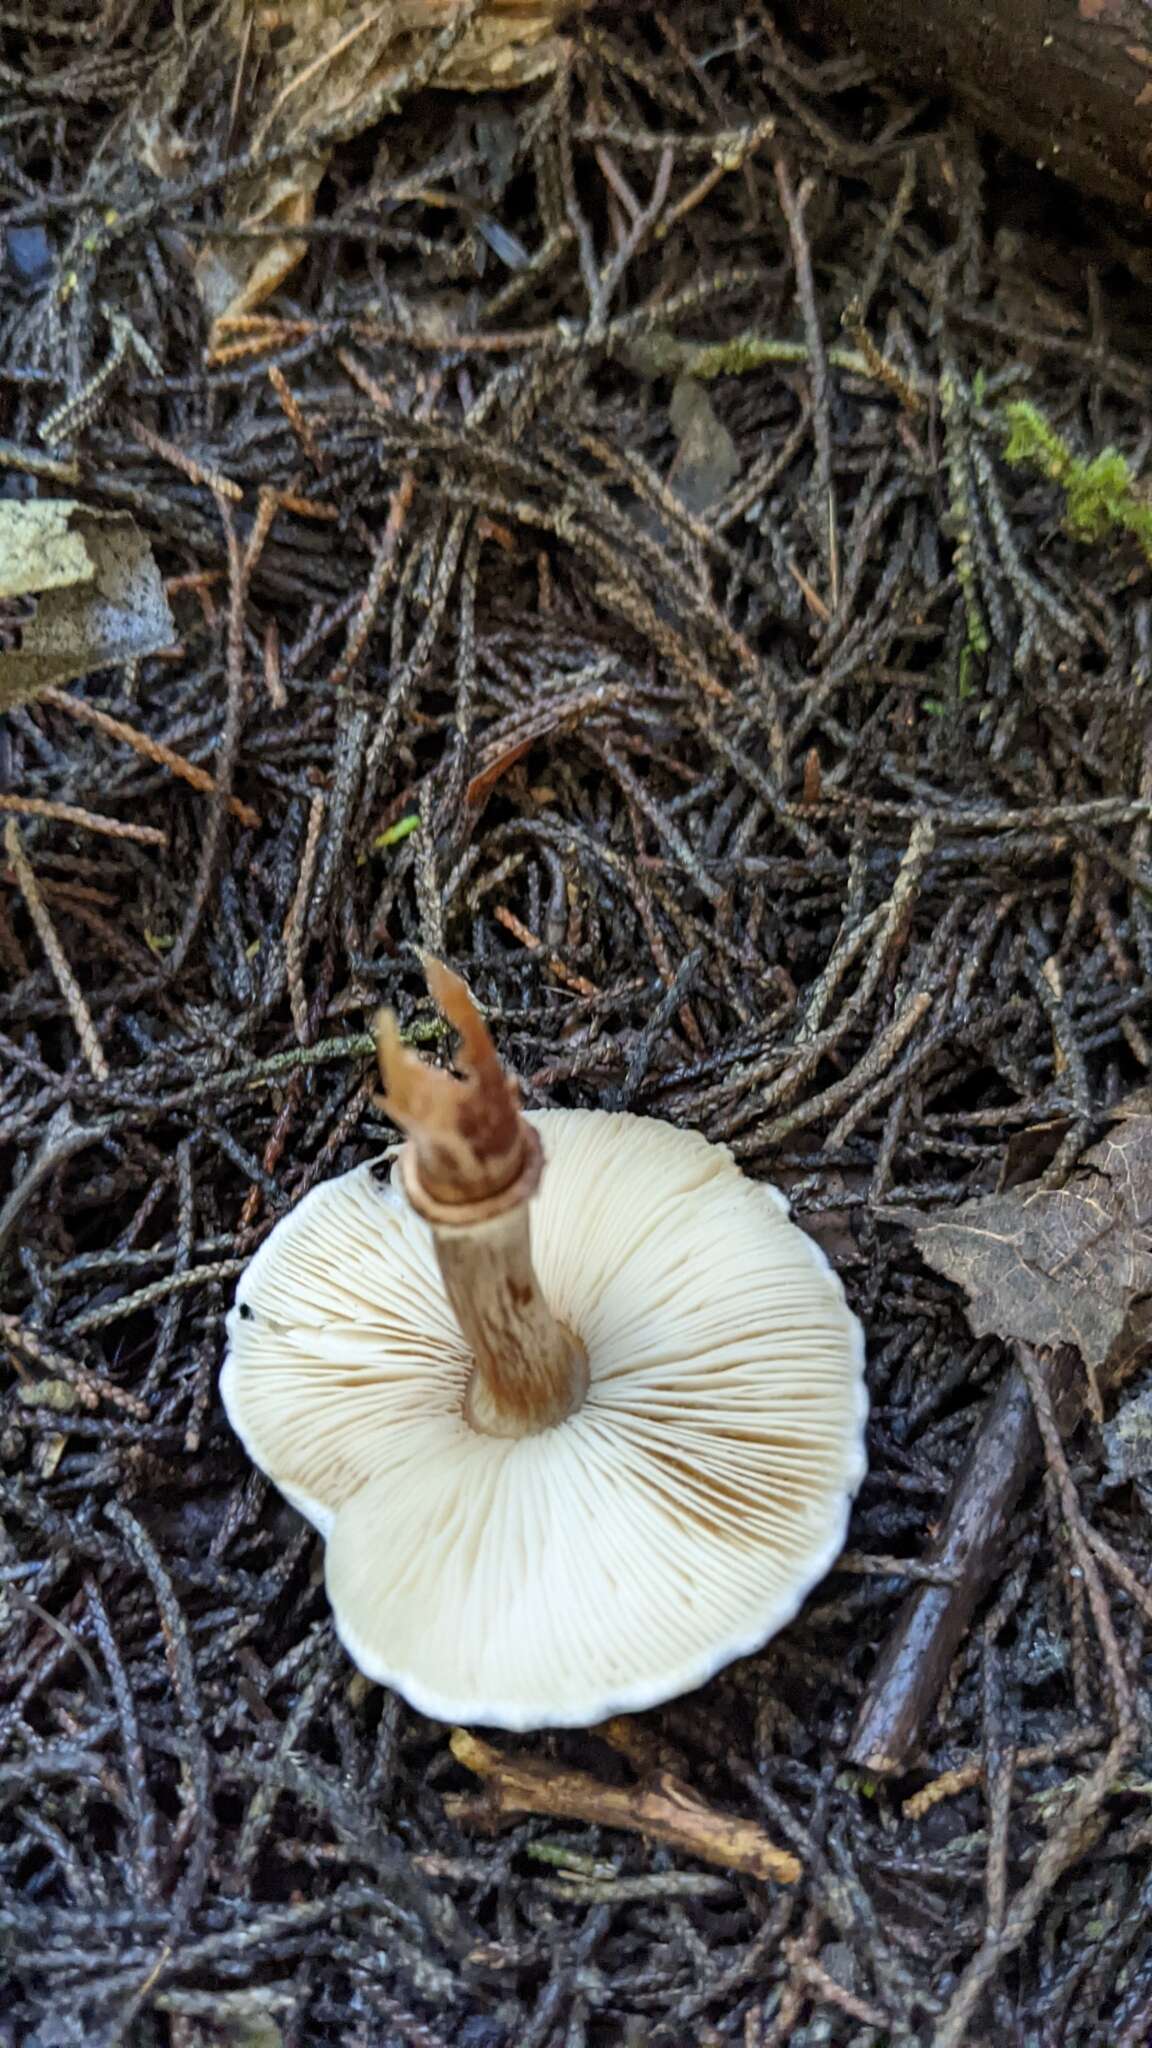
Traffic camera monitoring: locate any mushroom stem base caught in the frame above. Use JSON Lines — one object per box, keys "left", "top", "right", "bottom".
{"left": 432, "top": 1207, "right": 588, "bottom": 1439}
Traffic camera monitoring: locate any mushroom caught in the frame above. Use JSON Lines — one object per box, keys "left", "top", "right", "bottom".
{"left": 221, "top": 961, "right": 867, "bottom": 1730}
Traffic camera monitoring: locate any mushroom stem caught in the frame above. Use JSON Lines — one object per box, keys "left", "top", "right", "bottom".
{"left": 435, "top": 1206, "right": 588, "bottom": 1438}
{"left": 374, "top": 959, "right": 588, "bottom": 1439}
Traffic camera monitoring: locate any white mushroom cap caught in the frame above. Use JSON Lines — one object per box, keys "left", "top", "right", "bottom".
{"left": 221, "top": 1108, "right": 866, "bottom": 1729}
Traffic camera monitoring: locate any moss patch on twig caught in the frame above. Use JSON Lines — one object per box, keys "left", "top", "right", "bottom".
{"left": 1000, "top": 399, "right": 1152, "bottom": 562}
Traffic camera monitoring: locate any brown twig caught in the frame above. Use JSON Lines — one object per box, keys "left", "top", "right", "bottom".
{"left": 242, "top": 486, "right": 282, "bottom": 586}
{"left": 283, "top": 791, "right": 325, "bottom": 1044}
{"left": 3, "top": 818, "right": 109, "bottom": 1083}
{"left": 0, "top": 793, "right": 167, "bottom": 847}
{"left": 1015, "top": 1341, "right": 1133, "bottom": 1718}
{"left": 783, "top": 1941, "right": 891, "bottom": 2031}
{"left": 126, "top": 416, "right": 243, "bottom": 501}
{"left": 848, "top": 1347, "right": 1085, "bottom": 1774}
{"left": 262, "top": 618, "right": 286, "bottom": 710}
{"left": 328, "top": 469, "right": 417, "bottom": 689}
{"left": 930, "top": 1726, "right": 1136, "bottom": 2048}
{"left": 774, "top": 151, "right": 837, "bottom": 603}
{"left": 447, "top": 1730, "right": 801, "bottom": 1885}
{"left": 268, "top": 363, "right": 327, "bottom": 474}
{"left": 904, "top": 1728, "right": 1104, "bottom": 1819}
{"left": 492, "top": 904, "right": 601, "bottom": 998}
{"left": 39, "top": 688, "right": 262, "bottom": 829}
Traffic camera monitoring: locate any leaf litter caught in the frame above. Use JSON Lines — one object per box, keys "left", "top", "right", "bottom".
{"left": 147, "top": 0, "right": 585, "bottom": 332}
{"left": 2, "top": 3, "right": 1152, "bottom": 2044}
{"left": 0, "top": 502, "right": 175, "bottom": 709}
{"left": 914, "top": 1100, "right": 1152, "bottom": 1387}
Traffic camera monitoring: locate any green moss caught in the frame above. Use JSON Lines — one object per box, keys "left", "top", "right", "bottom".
{"left": 357, "top": 811, "right": 421, "bottom": 866}
{"left": 957, "top": 641, "right": 979, "bottom": 699}
{"left": 622, "top": 330, "right": 870, "bottom": 382}
{"left": 1000, "top": 399, "right": 1152, "bottom": 562}
{"left": 371, "top": 811, "right": 421, "bottom": 852}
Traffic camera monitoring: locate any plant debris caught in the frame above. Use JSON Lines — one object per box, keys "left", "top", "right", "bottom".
{"left": 3, "top": 3, "right": 1152, "bottom": 2044}
{"left": 448, "top": 1728, "right": 802, "bottom": 1885}
{"left": 1103, "top": 1383, "right": 1152, "bottom": 1483}
{"left": 157, "top": 0, "right": 586, "bottom": 331}
{"left": 914, "top": 1102, "right": 1152, "bottom": 1385}
{"left": 853, "top": 1106, "right": 1152, "bottom": 1777}
{"left": 0, "top": 501, "right": 175, "bottom": 708}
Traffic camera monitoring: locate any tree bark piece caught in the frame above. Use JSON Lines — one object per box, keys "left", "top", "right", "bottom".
{"left": 793, "top": 0, "right": 1152, "bottom": 215}
{"left": 848, "top": 1347, "right": 1084, "bottom": 1775}
{"left": 447, "top": 1729, "right": 801, "bottom": 1884}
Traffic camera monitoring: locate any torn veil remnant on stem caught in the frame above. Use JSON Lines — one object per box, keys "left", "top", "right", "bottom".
{"left": 221, "top": 959, "right": 867, "bottom": 1730}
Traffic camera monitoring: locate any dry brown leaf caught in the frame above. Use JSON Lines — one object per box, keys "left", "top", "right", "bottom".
{"left": 914, "top": 1103, "right": 1152, "bottom": 1381}
{"left": 193, "top": 175, "right": 318, "bottom": 327}
{"left": 997, "top": 1114, "right": 1074, "bottom": 1189}
{"left": 0, "top": 502, "right": 175, "bottom": 710}
{"left": 193, "top": 0, "right": 584, "bottom": 335}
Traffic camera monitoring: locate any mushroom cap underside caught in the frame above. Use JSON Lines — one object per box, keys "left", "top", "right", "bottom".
{"left": 221, "top": 1108, "right": 867, "bottom": 1728}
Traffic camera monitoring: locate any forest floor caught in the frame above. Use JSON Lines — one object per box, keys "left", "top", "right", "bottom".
{"left": 2, "top": 4, "right": 1152, "bottom": 2045}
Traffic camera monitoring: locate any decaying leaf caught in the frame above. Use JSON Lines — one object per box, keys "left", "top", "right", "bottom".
{"left": 0, "top": 502, "right": 175, "bottom": 710}
{"left": 1103, "top": 1384, "right": 1152, "bottom": 1482}
{"left": 187, "top": 0, "right": 586, "bottom": 334}
{"left": 997, "top": 1113, "right": 1074, "bottom": 1189}
{"left": 914, "top": 1104, "right": 1152, "bottom": 1382}
{"left": 194, "top": 177, "right": 316, "bottom": 328}
{"left": 246, "top": 0, "right": 576, "bottom": 115}
{"left": 667, "top": 376, "right": 739, "bottom": 516}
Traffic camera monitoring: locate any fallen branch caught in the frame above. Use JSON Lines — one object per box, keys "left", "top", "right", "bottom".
{"left": 848, "top": 1348, "right": 1084, "bottom": 1774}
{"left": 789, "top": 0, "right": 1152, "bottom": 216}
{"left": 853, "top": 1104, "right": 1152, "bottom": 1774}
{"left": 447, "top": 1729, "right": 801, "bottom": 1885}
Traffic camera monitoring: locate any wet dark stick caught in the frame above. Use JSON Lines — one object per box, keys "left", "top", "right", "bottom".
{"left": 848, "top": 1348, "right": 1084, "bottom": 1775}
{"left": 791, "top": 0, "right": 1152, "bottom": 217}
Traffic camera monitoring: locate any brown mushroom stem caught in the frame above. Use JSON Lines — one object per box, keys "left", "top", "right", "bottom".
{"left": 434, "top": 1206, "right": 587, "bottom": 1437}
{"left": 374, "top": 959, "right": 588, "bottom": 1440}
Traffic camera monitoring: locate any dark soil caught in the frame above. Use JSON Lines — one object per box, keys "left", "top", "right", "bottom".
{"left": 2, "top": 5, "right": 1152, "bottom": 2045}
